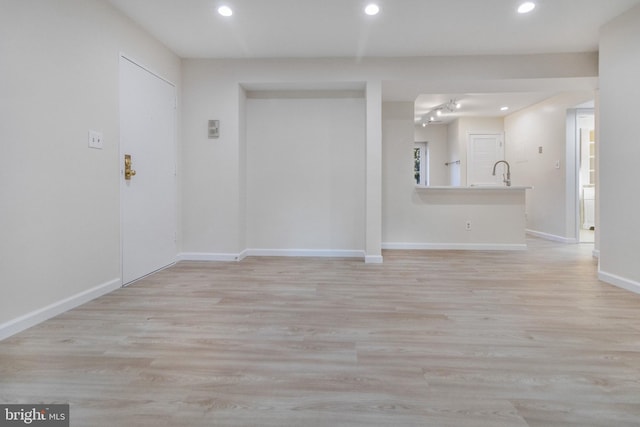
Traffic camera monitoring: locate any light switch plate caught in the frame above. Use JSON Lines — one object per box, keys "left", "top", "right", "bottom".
{"left": 88, "top": 130, "right": 103, "bottom": 149}
{"left": 208, "top": 120, "right": 219, "bottom": 139}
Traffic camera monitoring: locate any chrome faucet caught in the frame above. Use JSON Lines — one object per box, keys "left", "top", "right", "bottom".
{"left": 492, "top": 160, "right": 511, "bottom": 187}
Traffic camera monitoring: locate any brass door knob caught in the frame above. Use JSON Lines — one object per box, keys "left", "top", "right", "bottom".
{"left": 124, "top": 154, "right": 136, "bottom": 180}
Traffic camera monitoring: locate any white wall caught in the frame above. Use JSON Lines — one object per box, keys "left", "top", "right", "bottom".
{"left": 180, "top": 65, "right": 246, "bottom": 256}
{"left": 504, "top": 92, "right": 594, "bottom": 241}
{"left": 382, "top": 103, "right": 526, "bottom": 248}
{"left": 246, "top": 96, "right": 365, "bottom": 254}
{"left": 365, "top": 81, "right": 384, "bottom": 263}
{"left": 599, "top": 4, "right": 640, "bottom": 291}
{"left": 179, "top": 63, "right": 382, "bottom": 260}
{"left": 0, "top": 0, "right": 181, "bottom": 332}
{"left": 414, "top": 124, "right": 448, "bottom": 186}
{"left": 382, "top": 102, "right": 416, "bottom": 243}
{"left": 180, "top": 54, "right": 597, "bottom": 260}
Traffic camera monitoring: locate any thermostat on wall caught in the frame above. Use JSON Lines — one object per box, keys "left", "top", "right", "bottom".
{"left": 208, "top": 120, "right": 219, "bottom": 139}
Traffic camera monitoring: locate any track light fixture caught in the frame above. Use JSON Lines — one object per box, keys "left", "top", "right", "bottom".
{"left": 422, "top": 99, "right": 461, "bottom": 125}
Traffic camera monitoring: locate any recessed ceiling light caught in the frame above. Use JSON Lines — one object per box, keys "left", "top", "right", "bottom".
{"left": 518, "top": 2, "right": 536, "bottom": 14}
{"left": 501, "top": 106, "right": 510, "bottom": 111}
{"left": 365, "top": 4, "right": 380, "bottom": 16}
{"left": 218, "top": 5, "right": 233, "bottom": 17}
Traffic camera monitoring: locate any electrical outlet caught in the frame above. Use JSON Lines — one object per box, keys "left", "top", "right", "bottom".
{"left": 465, "top": 221, "right": 472, "bottom": 231}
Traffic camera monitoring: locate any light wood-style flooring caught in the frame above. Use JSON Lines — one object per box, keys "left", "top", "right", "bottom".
{"left": 2, "top": 238, "right": 640, "bottom": 426}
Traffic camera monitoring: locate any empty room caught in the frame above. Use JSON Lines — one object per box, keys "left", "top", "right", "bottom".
{"left": 2, "top": 1, "right": 640, "bottom": 426}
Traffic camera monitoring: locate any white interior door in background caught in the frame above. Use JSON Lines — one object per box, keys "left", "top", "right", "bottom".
{"left": 467, "top": 133, "right": 505, "bottom": 186}
{"left": 120, "top": 56, "right": 177, "bottom": 285}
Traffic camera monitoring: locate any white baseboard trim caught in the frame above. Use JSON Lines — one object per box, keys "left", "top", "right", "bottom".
{"left": 526, "top": 229, "right": 578, "bottom": 244}
{"left": 382, "top": 242, "right": 527, "bottom": 251}
{"left": 592, "top": 249, "right": 600, "bottom": 259}
{"left": 246, "top": 249, "right": 366, "bottom": 259}
{"left": 179, "top": 249, "right": 366, "bottom": 261}
{"left": 178, "top": 252, "right": 245, "bottom": 262}
{"left": 0, "top": 278, "right": 121, "bottom": 341}
{"left": 365, "top": 255, "right": 384, "bottom": 264}
{"left": 598, "top": 269, "right": 640, "bottom": 295}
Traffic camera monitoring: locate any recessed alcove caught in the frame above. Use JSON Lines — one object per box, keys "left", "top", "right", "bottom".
{"left": 242, "top": 83, "right": 367, "bottom": 257}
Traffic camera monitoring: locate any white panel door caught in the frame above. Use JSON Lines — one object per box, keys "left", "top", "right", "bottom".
{"left": 467, "top": 133, "right": 505, "bottom": 186}
{"left": 120, "top": 56, "right": 177, "bottom": 285}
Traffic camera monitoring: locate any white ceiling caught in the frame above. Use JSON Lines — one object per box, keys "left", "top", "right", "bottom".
{"left": 107, "top": 0, "right": 637, "bottom": 122}
{"left": 108, "top": 0, "right": 639, "bottom": 59}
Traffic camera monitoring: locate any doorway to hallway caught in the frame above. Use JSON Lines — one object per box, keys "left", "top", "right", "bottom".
{"left": 576, "top": 109, "right": 595, "bottom": 243}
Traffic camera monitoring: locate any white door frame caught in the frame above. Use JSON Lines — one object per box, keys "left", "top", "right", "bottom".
{"left": 567, "top": 107, "right": 596, "bottom": 244}
{"left": 119, "top": 53, "right": 178, "bottom": 286}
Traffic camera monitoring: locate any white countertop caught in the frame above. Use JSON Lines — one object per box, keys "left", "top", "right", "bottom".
{"left": 416, "top": 185, "right": 533, "bottom": 190}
